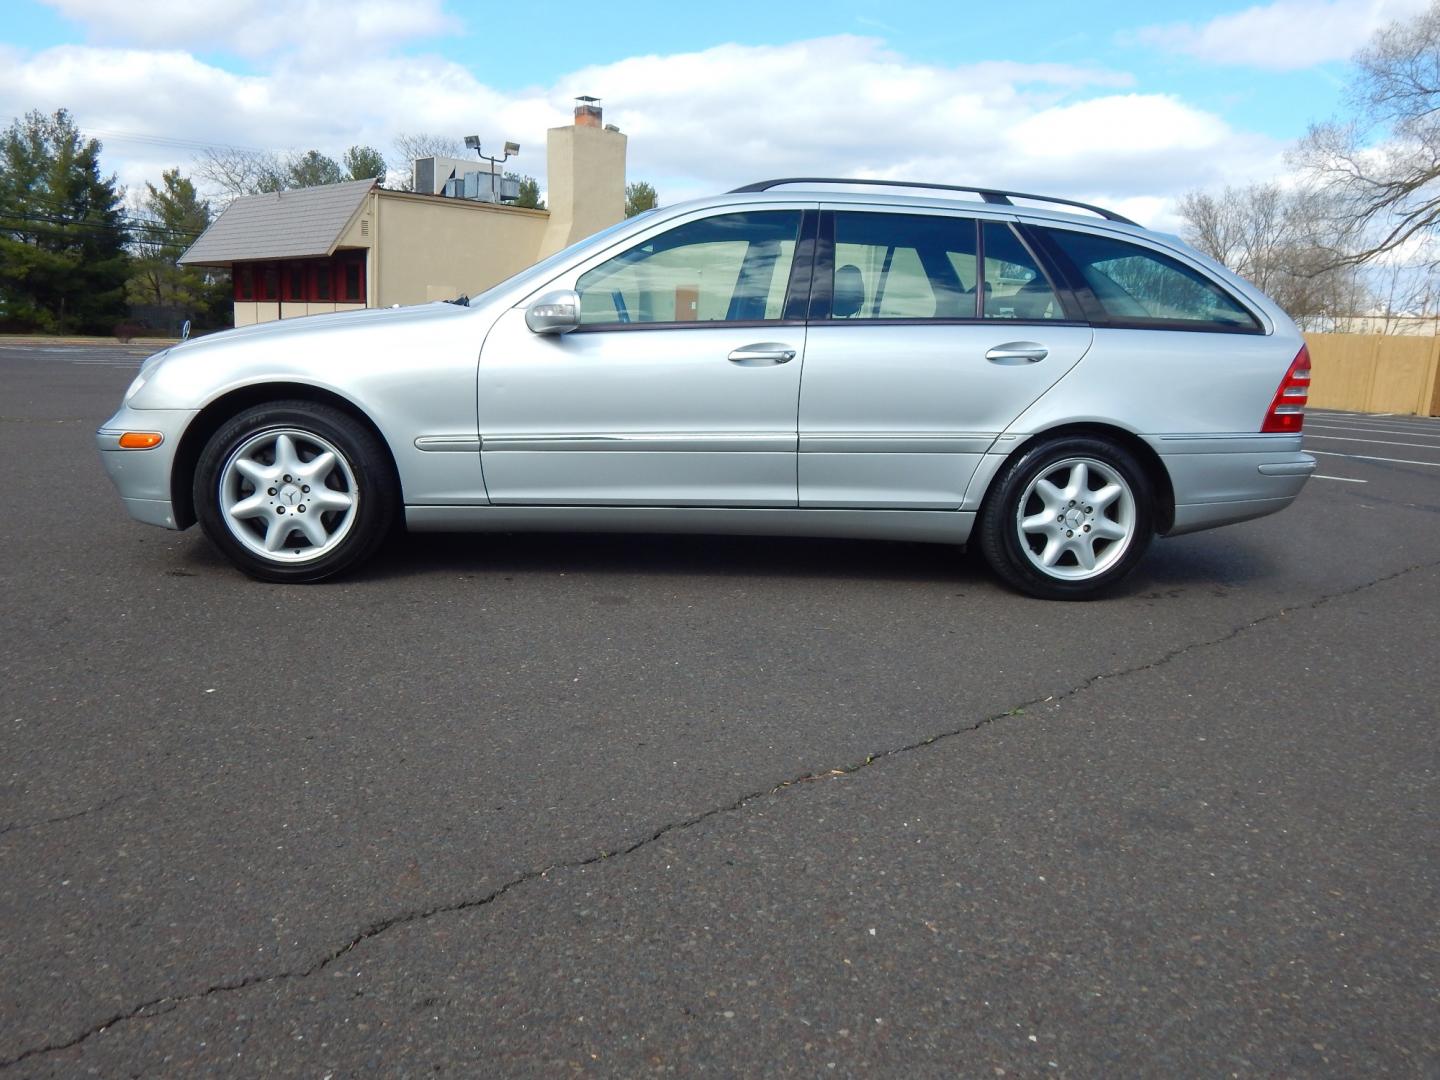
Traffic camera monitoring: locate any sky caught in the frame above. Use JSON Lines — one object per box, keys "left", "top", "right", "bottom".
{"left": 0, "top": 0, "right": 1431, "bottom": 229}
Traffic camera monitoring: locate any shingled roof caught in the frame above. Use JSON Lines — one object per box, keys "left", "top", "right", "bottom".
{"left": 179, "top": 179, "right": 376, "bottom": 266}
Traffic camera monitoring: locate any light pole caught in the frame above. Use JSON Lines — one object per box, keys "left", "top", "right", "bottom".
{"left": 462, "top": 136, "right": 520, "bottom": 202}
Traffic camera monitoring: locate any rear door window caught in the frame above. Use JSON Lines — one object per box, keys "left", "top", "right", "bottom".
{"left": 981, "top": 222, "right": 1065, "bottom": 322}
{"left": 827, "top": 213, "right": 1072, "bottom": 322}
{"left": 831, "top": 212, "right": 977, "bottom": 320}
{"left": 1040, "top": 228, "right": 1260, "bottom": 331}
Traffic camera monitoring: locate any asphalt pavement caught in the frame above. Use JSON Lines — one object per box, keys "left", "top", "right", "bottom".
{"left": 1, "top": 343, "right": 1436, "bottom": 1077}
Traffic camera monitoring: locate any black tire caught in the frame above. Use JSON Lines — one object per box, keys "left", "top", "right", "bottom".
{"left": 977, "top": 435, "right": 1154, "bottom": 601}
{"left": 193, "top": 401, "right": 398, "bottom": 583}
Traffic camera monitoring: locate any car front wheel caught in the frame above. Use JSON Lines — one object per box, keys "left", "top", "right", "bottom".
{"left": 193, "top": 401, "right": 397, "bottom": 582}
{"left": 977, "top": 436, "right": 1154, "bottom": 600}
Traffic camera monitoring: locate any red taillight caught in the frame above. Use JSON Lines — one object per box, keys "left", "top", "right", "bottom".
{"left": 1261, "top": 345, "right": 1311, "bottom": 433}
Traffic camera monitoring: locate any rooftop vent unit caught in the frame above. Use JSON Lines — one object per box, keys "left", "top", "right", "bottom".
{"left": 462, "top": 171, "right": 520, "bottom": 203}
{"left": 412, "top": 155, "right": 499, "bottom": 196}
{"left": 438, "top": 169, "right": 519, "bottom": 203}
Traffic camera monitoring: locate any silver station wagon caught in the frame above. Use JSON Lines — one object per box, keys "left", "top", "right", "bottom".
{"left": 98, "top": 178, "right": 1315, "bottom": 599}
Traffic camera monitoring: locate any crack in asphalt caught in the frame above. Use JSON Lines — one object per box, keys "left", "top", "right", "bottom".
{"left": 4, "top": 557, "right": 1436, "bottom": 1070}
{"left": 0, "top": 795, "right": 129, "bottom": 839}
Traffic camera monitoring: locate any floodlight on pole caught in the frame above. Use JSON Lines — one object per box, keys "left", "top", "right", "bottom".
{"left": 466, "top": 137, "right": 520, "bottom": 201}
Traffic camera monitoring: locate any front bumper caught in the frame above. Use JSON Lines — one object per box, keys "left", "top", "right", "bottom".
{"left": 96, "top": 406, "right": 198, "bottom": 530}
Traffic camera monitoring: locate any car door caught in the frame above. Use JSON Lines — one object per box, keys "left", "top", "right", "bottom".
{"left": 477, "top": 206, "right": 814, "bottom": 505}
{"left": 798, "top": 208, "right": 1094, "bottom": 508}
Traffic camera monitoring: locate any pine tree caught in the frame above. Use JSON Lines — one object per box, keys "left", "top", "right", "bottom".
{"left": 625, "top": 181, "right": 657, "bottom": 218}
{"left": 343, "top": 145, "right": 386, "bottom": 182}
{"left": 0, "top": 109, "right": 130, "bottom": 333}
{"left": 128, "top": 168, "right": 230, "bottom": 330}
{"left": 286, "top": 150, "right": 344, "bottom": 189}
{"left": 513, "top": 175, "right": 545, "bottom": 209}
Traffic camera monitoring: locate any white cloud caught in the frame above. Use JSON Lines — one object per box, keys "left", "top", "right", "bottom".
{"left": 38, "top": 0, "right": 454, "bottom": 59}
{"left": 1134, "top": 0, "right": 1432, "bottom": 70}
{"left": 0, "top": 34, "right": 1282, "bottom": 225}
{"left": 556, "top": 38, "right": 1277, "bottom": 208}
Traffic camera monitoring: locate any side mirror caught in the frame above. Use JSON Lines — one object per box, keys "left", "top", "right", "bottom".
{"left": 525, "top": 289, "right": 581, "bottom": 335}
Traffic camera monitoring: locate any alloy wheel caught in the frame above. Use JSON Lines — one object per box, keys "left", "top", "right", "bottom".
{"left": 1015, "top": 456, "right": 1136, "bottom": 581}
{"left": 218, "top": 428, "right": 359, "bottom": 563}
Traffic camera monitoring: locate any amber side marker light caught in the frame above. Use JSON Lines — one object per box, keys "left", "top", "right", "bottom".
{"left": 118, "top": 432, "right": 163, "bottom": 449}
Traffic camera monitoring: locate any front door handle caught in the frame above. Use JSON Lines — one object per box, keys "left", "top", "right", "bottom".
{"left": 985, "top": 342, "right": 1048, "bottom": 365}
{"left": 728, "top": 343, "right": 796, "bottom": 365}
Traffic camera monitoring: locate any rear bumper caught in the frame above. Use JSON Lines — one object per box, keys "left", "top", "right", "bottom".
{"left": 1160, "top": 446, "right": 1315, "bottom": 536}
{"left": 1169, "top": 494, "right": 1301, "bottom": 535}
{"left": 96, "top": 406, "right": 197, "bottom": 531}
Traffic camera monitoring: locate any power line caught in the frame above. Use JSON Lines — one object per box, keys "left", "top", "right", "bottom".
{"left": 0, "top": 207, "right": 204, "bottom": 239}
{"left": 84, "top": 128, "right": 270, "bottom": 156}
{"left": 6, "top": 178, "right": 211, "bottom": 215}
{"left": 0, "top": 192, "right": 209, "bottom": 239}
{"left": 0, "top": 212, "right": 205, "bottom": 245}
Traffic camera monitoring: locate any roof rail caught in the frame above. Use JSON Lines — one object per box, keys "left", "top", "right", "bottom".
{"left": 727, "top": 178, "right": 1137, "bottom": 225}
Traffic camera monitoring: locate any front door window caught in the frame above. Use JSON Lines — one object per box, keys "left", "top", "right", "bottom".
{"left": 576, "top": 211, "right": 803, "bottom": 326}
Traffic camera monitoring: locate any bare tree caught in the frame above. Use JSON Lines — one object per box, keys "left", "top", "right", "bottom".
{"left": 196, "top": 147, "right": 361, "bottom": 201}
{"left": 1293, "top": 1, "right": 1440, "bottom": 266}
{"left": 1178, "top": 184, "right": 1293, "bottom": 291}
{"left": 1357, "top": 256, "right": 1440, "bottom": 332}
{"left": 390, "top": 133, "right": 466, "bottom": 190}
{"left": 1178, "top": 183, "right": 1372, "bottom": 330}
{"left": 195, "top": 147, "right": 286, "bottom": 201}
{"left": 1177, "top": 189, "right": 1247, "bottom": 271}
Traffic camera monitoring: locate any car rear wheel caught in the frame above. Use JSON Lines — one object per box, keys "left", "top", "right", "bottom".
{"left": 194, "top": 401, "right": 397, "bottom": 583}
{"left": 977, "top": 436, "right": 1154, "bottom": 600}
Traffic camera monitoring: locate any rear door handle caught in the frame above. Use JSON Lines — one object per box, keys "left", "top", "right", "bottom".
{"left": 728, "top": 343, "right": 796, "bottom": 365}
{"left": 985, "top": 342, "right": 1048, "bottom": 365}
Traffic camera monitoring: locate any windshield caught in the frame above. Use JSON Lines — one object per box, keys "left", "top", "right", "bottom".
{"left": 465, "top": 212, "right": 656, "bottom": 306}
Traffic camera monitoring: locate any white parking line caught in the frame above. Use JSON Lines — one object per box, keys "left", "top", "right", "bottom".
{"left": 1310, "top": 422, "right": 1440, "bottom": 436}
{"left": 1304, "top": 433, "right": 1440, "bottom": 449}
{"left": 1308, "top": 414, "right": 1440, "bottom": 432}
{"left": 1306, "top": 421, "right": 1440, "bottom": 440}
{"left": 1310, "top": 449, "right": 1440, "bottom": 468}
{"left": 1313, "top": 474, "right": 1368, "bottom": 483}
{"left": 1311, "top": 410, "right": 1439, "bottom": 420}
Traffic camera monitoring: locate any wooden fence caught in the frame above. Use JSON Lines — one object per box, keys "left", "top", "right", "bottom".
{"left": 1304, "top": 333, "right": 1440, "bottom": 416}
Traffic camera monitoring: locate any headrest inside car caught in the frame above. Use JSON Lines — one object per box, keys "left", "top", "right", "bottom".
{"left": 833, "top": 264, "right": 865, "bottom": 318}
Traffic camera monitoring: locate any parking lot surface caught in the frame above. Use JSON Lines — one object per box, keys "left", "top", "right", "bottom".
{"left": 1, "top": 342, "right": 1436, "bottom": 1076}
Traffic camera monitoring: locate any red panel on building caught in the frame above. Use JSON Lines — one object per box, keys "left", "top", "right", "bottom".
{"left": 233, "top": 252, "right": 366, "bottom": 305}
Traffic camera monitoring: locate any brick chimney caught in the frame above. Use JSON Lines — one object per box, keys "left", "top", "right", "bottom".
{"left": 574, "top": 95, "right": 603, "bottom": 128}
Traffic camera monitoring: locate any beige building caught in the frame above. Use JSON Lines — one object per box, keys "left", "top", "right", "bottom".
{"left": 180, "top": 100, "right": 627, "bottom": 326}
{"left": 1330, "top": 313, "right": 1440, "bottom": 336}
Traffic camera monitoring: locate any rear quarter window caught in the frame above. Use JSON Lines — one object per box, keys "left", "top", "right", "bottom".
{"left": 1040, "top": 228, "right": 1261, "bottom": 333}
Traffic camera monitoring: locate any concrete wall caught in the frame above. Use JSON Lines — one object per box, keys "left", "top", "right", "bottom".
{"left": 540, "top": 124, "right": 628, "bottom": 257}
{"left": 233, "top": 302, "right": 365, "bottom": 326}
{"left": 1306, "top": 333, "right": 1440, "bottom": 416}
{"left": 372, "top": 118, "right": 626, "bottom": 305}
{"left": 371, "top": 190, "right": 551, "bottom": 306}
